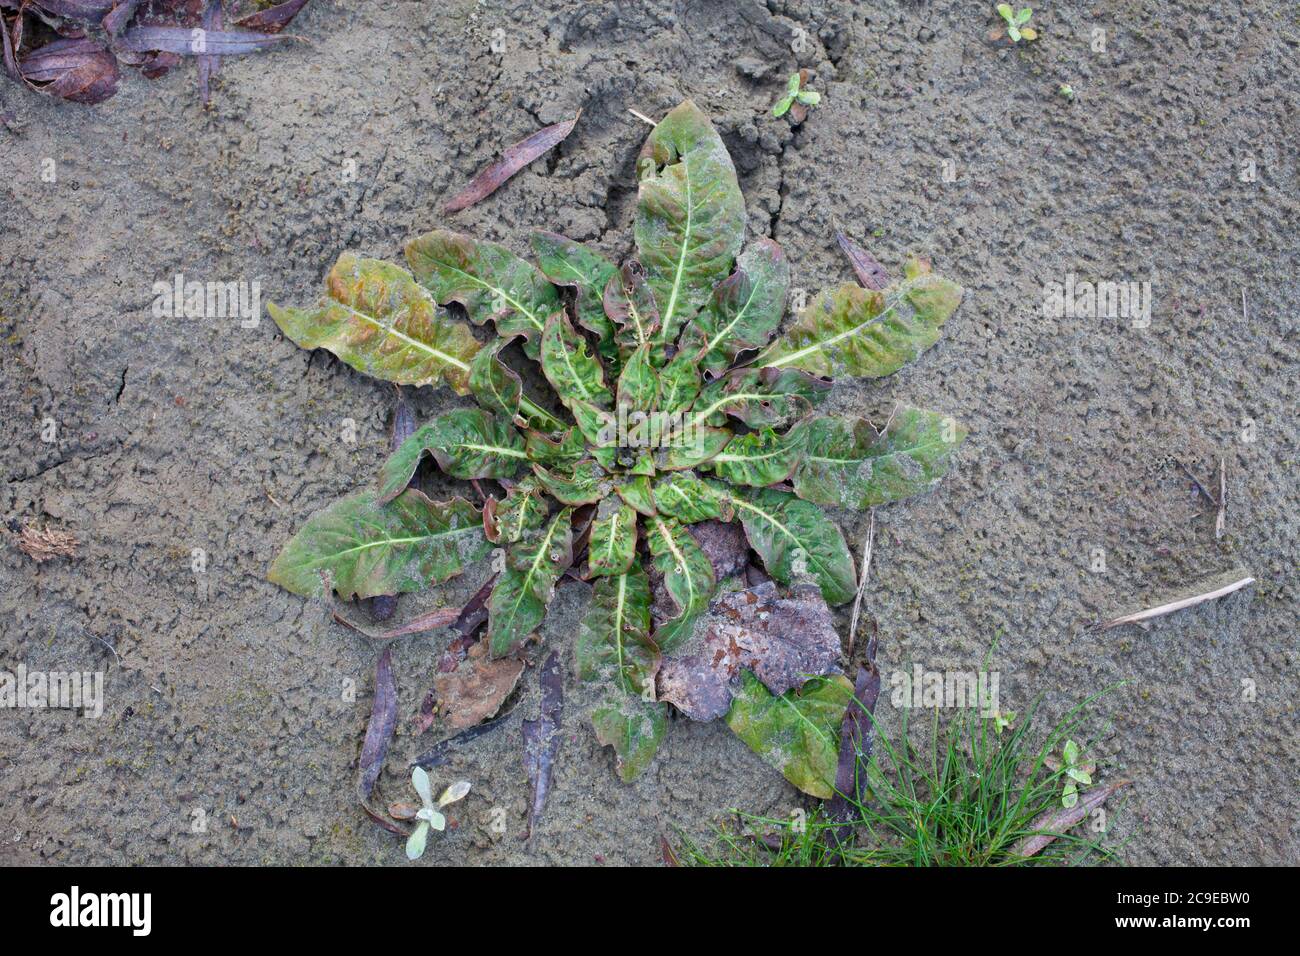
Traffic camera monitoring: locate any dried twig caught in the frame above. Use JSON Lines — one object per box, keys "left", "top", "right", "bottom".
{"left": 1094, "top": 573, "right": 1255, "bottom": 631}
{"left": 627, "top": 107, "right": 657, "bottom": 127}
{"left": 846, "top": 510, "right": 876, "bottom": 659}
{"left": 1214, "top": 457, "right": 1227, "bottom": 540}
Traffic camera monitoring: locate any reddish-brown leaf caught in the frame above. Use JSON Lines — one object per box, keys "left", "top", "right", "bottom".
{"left": 443, "top": 111, "right": 581, "bottom": 215}
{"left": 835, "top": 231, "right": 890, "bottom": 291}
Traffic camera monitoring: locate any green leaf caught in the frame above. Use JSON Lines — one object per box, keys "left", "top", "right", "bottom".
{"left": 772, "top": 95, "right": 793, "bottom": 118}
{"left": 591, "top": 693, "right": 667, "bottom": 782}
{"left": 795, "top": 90, "right": 820, "bottom": 106}
{"left": 268, "top": 253, "right": 478, "bottom": 394}
{"left": 1063, "top": 739, "right": 1079, "bottom": 765}
{"left": 616, "top": 343, "right": 659, "bottom": 413}
{"left": 725, "top": 670, "right": 854, "bottom": 798}
{"left": 754, "top": 263, "right": 963, "bottom": 378}
{"left": 523, "top": 426, "right": 587, "bottom": 468}
{"left": 568, "top": 400, "right": 620, "bottom": 470}
{"left": 731, "top": 487, "right": 856, "bottom": 605}
{"left": 405, "top": 229, "right": 561, "bottom": 358}
{"left": 487, "top": 509, "right": 573, "bottom": 656}
{"left": 468, "top": 336, "right": 522, "bottom": 419}
{"left": 701, "top": 422, "right": 808, "bottom": 487}
{"left": 405, "top": 820, "right": 429, "bottom": 860}
{"left": 616, "top": 475, "right": 657, "bottom": 516}
{"left": 268, "top": 490, "right": 489, "bottom": 599}
{"left": 540, "top": 311, "right": 614, "bottom": 411}
{"left": 532, "top": 459, "right": 614, "bottom": 507}
{"left": 996, "top": 3, "right": 1014, "bottom": 22}
{"left": 652, "top": 471, "right": 733, "bottom": 524}
{"left": 634, "top": 100, "right": 745, "bottom": 342}
{"left": 529, "top": 231, "right": 618, "bottom": 347}
{"left": 653, "top": 425, "right": 732, "bottom": 472}
{"left": 658, "top": 350, "right": 702, "bottom": 414}
{"left": 587, "top": 500, "right": 639, "bottom": 576}
{"left": 484, "top": 478, "right": 548, "bottom": 544}
{"left": 1016, "top": 7, "right": 1032, "bottom": 24}
{"left": 692, "top": 366, "right": 830, "bottom": 430}
{"left": 647, "top": 515, "right": 716, "bottom": 652}
{"left": 378, "top": 408, "right": 526, "bottom": 500}
{"left": 792, "top": 408, "right": 967, "bottom": 508}
{"left": 787, "top": 73, "right": 802, "bottom": 95}
{"left": 680, "top": 239, "right": 789, "bottom": 373}
{"left": 575, "top": 566, "right": 657, "bottom": 694}
{"left": 1008, "top": 24, "right": 1022, "bottom": 41}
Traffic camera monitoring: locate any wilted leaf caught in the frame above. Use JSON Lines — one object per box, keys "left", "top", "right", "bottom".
{"left": 755, "top": 262, "right": 963, "bottom": 378}
{"left": 483, "top": 478, "right": 548, "bottom": 544}
{"left": 357, "top": 647, "right": 398, "bottom": 802}
{"left": 725, "top": 670, "right": 854, "bottom": 798}
{"left": 1010, "top": 780, "right": 1132, "bottom": 859}
{"left": 657, "top": 580, "right": 842, "bottom": 721}
{"left": 444, "top": 111, "right": 580, "bottom": 215}
{"left": 586, "top": 499, "right": 638, "bottom": 577}
{"left": 433, "top": 639, "right": 525, "bottom": 729}
{"left": 268, "top": 490, "right": 489, "bottom": 599}
{"left": 405, "top": 229, "right": 561, "bottom": 357}
{"left": 540, "top": 311, "right": 613, "bottom": 411}
{"left": 118, "top": 25, "right": 295, "bottom": 55}
{"left": 523, "top": 651, "right": 563, "bottom": 839}
{"left": 693, "top": 366, "right": 830, "bottom": 430}
{"left": 653, "top": 425, "right": 731, "bottom": 472}
{"left": 269, "top": 254, "right": 478, "bottom": 394}
{"left": 646, "top": 515, "right": 716, "bottom": 653}
{"left": 827, "top": 665, "right": 882, "bottom": 841}
{"left": 688, "top": 518, "right": 750, "bottom": 580}
{"left": 635, "top": 100, "right": 745, "bottom": 341}
{"left": 234, "top": 0, "right": 312, "bottom": 34}
{"left": 835, "top": 231, "right": 890, "bottom": 290}
{"left": 793, "top": 408, "right": 966, "bottom": 508}
{"left": 603, "top": 260, "right": 660, "bottom": 354}
{"left": 701, "top": 422, "right": 807, "bottom": 487}
{"left": 487, "top": 509, "right": 573, "bottom": 657}
{"left": 680, "top": 238, "right": 789, "bottom": 371}
{"left": 731, "top": 487, "right": 856, "bottom": 605}
{"left": 16, "top": 37, "right": 119, "bottom": 105}
{"left": 378, "top": 408, "right": 526, "bottom": 500}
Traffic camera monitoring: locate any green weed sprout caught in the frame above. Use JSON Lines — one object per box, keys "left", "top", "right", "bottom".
{"left": 996, "top": 4, "right": 1038, "bottom": 42}
{"left": 1049, "top": 739, "right": 1096, "bottom": 808}
{"left": 994, "top": 709, "right": 1017, "bottom": 735}
{"left": 405, "top": 768, "right": 471, "bottom": 861}
{"left": 1058, "top": 83, "right": 1075, "bottom": 100}
{"left": 773, "top": 72, "right": 820, "bottom": 117}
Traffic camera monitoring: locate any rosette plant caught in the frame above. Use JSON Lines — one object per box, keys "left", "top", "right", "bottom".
{"left": 266, "top": 101, "right": 967, "bottom": 788}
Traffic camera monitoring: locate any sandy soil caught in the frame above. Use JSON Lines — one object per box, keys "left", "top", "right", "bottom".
{"left": 1, "top": 0, "right": 1296, "bottom": 866}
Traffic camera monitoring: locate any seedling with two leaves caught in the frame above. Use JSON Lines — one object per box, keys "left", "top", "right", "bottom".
{"left": 773, "top": 71, "right": 820, "bottom": 118}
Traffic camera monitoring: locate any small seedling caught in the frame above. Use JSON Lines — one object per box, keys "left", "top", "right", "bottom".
{"left": 1058, "top": 83, "right": 1075, "bottom": 100}
{"left": 1046, "top": 738, "right": 1096, "bottom": 808}
{"left": 995, "top": 4, "right": 1038, "bottom": 42}
{"left": 773, "top": 72, "right": 821, "bottom": 117}
{"left": 993, "top": 709, "right": 1017, "bottom": 735}
{"left": 404, "top": 767, "right": 470, "bottom": 860}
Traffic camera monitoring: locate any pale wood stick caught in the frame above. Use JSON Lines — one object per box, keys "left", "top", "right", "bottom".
{"left": 1095, "top": 574, "right": 1255, "bottom": 631}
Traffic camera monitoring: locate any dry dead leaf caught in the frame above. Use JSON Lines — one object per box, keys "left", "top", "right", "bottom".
{"left": 433, "top": 638, "right": 524, "bottom": 729}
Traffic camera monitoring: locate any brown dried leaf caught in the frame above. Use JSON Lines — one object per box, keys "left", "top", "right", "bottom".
{"left": 17, "top": 37, "right": 119, "bottom": 104}
{"left": 1010, "top": 780, "right": 1132, "bottom": 859}
{"left": 522, "top": 651, "right": 563, "bottom": 840}
{"left": 443, "top": 111, "right": 581, "bottom": 215}
{"left": 656, "top": 580, "right": 842, "bottom": 721}
{"left": 12, "top": 523, "right": 78, "bottom": 562}
{"left": 835, "top": 231, "right": 890, "bottom": 291}
{"left": 432, "top": 639, "right": 524, "bottom": 730}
